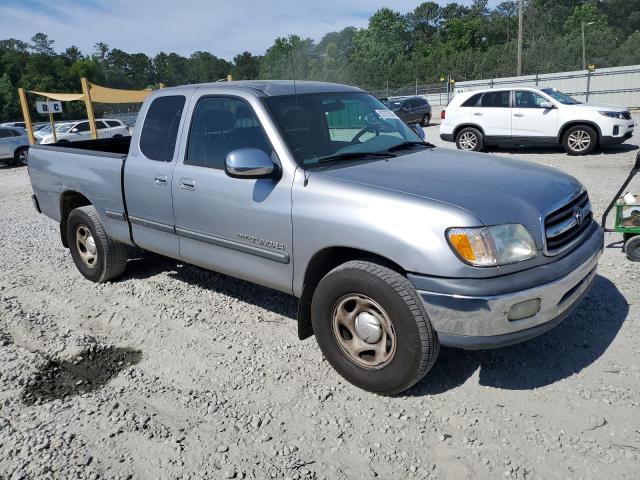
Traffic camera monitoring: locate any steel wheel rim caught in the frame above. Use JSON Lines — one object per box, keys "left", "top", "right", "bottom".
{"left": 331, "top": 294, "right": 397, "bottom": 370}
{"left": 459, "top": 132, "right": 477, "bottom": 150}
{"left": 75, "top": 225, "right": 98, "bottom": 269}
{"left": 568, "top": 130, "right": 591, "bottom": 152}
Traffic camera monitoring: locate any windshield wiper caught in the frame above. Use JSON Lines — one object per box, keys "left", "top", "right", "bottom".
{"left": 385, "top": 141, "right": 434, "bottom": 152}
{"left": 314, "top": 151, "right": 396, "bottom": 164}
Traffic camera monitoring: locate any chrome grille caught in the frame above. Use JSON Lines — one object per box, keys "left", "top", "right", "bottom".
{"left": 544, "top": 191, "right": 592, "bottom": 255}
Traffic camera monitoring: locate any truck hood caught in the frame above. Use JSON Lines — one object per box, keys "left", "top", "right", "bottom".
{"left": 314, "top": 147, "right": 583, "bottom": 244}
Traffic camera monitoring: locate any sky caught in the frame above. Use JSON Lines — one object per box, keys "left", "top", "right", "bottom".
{"left": 0, "top": 0, "right": 497, "bottom": 60}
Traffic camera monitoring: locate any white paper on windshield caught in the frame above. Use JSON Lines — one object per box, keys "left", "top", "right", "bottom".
{"left": 375, "top": 109, "right": 399, "bottom": 120}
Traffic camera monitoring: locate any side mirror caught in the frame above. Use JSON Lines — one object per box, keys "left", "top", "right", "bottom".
{"left": 71, "top": 128, "right": 79, "bottom": 133}
{"left": 540, "top": 101, "right": 554, "bottom": 109}
{"left": 409, "top": 123, "right": 426, "bottom": 141}
{"left": 225, "top": 148, "right": 277, "bottom": 179}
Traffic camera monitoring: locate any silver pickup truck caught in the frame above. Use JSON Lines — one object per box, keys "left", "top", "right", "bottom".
{"left": 28, "top": 81, "right": 603, "bottom": 394}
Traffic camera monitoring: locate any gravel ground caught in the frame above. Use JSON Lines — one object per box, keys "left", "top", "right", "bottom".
{"left": 1, "top": 126, "right": 640, "bottom": 480}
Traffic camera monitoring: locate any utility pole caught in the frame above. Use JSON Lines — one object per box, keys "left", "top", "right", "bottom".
{"left": 582, "top": 21, "right": 595, "bottom": 70}
{"left": 517, "top": 0, "right": 523, "bottom": 76}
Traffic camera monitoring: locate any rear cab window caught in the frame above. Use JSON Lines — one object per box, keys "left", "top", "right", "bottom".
{"left": 140, "top": 95, "right": 186, "bottom": 162}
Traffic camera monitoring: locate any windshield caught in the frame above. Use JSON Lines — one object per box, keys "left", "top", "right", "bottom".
{"left": 56, "top": 123, "right": 74, "bottom": 133}
{"left": 263, "top": 92, "right": 423, "bottom": 167}
{"left": 388, "top": 100, "right": 403, "bottom": 109}
{"left": 541, "top": 88, "right": 581, "bottom": 105}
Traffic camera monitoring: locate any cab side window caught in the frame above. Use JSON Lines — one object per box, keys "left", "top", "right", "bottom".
{"left": 185, "top": 97, "right": 273, "bottom": 170}
{"left": 140, "top": 95, "right": 186, "bottom": 162}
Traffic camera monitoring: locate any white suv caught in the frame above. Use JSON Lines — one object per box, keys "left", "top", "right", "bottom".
{"left": 440, "top": 87, "right": 634, "bottom": 155}
{"left": 39, "top": 119, "right": 130, "bottom": 144}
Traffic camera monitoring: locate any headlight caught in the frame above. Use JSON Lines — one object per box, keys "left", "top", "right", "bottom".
{"left": 447, "top": 224, "right": 537, "bottom": 267}
{"left": 598, "top": 111, "right": 626, "bottom": 119}
{"left": 40, "top": 136, "right": 52, "bottom": 144}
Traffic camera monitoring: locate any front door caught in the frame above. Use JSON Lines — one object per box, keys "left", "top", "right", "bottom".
{"left": 172, "top": 94, "right": 294, "bottom": 293}
{"left": 511, "top": 90, "right": 559, "bottom": 139}
{"left": 124, "top": 94, "right": 187, "bottom": 257}
{"left": 471, "top": 90, "right": 512, "bottom": 139}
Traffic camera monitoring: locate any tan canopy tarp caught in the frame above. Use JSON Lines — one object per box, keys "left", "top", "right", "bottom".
{"left": 88, "top": 83, "right": 151, "bottom": 103}
{"left": 29, "top": 90, "right": 84, "bottom": 101}
{"left": 29, "top": 83, "right": 151, "bottom": 104}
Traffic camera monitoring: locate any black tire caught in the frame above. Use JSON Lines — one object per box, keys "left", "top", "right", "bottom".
{"left": 14, "top": 147, "right": 28, "bottom": 166}
{"left": 625, "top": 235, "right": 640, "bottom": 261}
{"left": 311, "top": 260, "right": 439, "bottom": 395}
{"left": 455, "top": 127, "right": 484, "bottom": 152}
{"left": 113, "top": 134, "right": 123, "bottom": 138}
{"left": 66, "top": 206, "right": 128, "bottom": 282}
{"left": 421, "top": 114, "right": 431, "bottom": 127}
{"left": 562, "top": 125, "right": 597, "bottom": 155}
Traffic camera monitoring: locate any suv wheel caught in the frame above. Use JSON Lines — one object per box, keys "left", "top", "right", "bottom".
{"left": 562, "top": 125, "right": 597, "bottom": 155}
{"left": 455, "top": 127, "right": 484, "bottom": 152}
{"left": 14, "top": 147, "right": 28, "bottom": 166}
{"left": 67, "top": 206, "right": 128, "bottom": 282}
{"left": 311, "top": 260, "right": 439, "bottom": 395}
{"left": 421, "top": 114, "right": 431, "bottom": 127}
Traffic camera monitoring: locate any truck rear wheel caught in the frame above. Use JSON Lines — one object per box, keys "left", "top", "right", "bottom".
{"left": 66, "top": 206, "right": 128, "bottom": 283}
{"left": 311, "top": 260, "right": 439, "bottom": 395}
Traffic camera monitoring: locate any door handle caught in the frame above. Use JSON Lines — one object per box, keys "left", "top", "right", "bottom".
{"left": 473, "top": 112, "right": 484, "bottom": 116}
{"left": 154, "top": 174, "right": 167, "bottom": 186}
{"left": 180, "top": 178, "right": 196, "bottom": 191}
{"left": 513, "top": 113, "right": 525, "bottom": 117}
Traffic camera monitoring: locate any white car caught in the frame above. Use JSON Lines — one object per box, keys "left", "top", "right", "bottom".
{"left": 0, "top": 127, "right": 30, "bottom": 165}
{"left": 39, "top": 119, "right": 129, "bottom": 144}
{"left": 440, "top": 87, "right": 634, "bottom": 155}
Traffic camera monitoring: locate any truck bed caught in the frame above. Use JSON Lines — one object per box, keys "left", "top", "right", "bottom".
{"left": 28, "top": 137, "right": 132, "bottom": 246}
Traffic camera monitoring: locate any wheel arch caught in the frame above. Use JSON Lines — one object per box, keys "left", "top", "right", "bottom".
{"left": 453, "top": 123, "right": 485, "bottom": 140}
{"left": 59, "top": 190, "right": 92, "bottom": 248}
{"left": 557, "top": 121, "right": 602, "bottom": 144}
{"left": 296, "top": 246, "right": 405, "bottom": 340}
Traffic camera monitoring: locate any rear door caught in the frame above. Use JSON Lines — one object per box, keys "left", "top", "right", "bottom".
{"left": 471, "top": 90, "right": 512, "bottom": 139}
{"left": 95, "top": 121, "right": 109, "bottom": 139}
{"left": 124, "top": 94, "right": 187, "bottom": 257}
{"left": 511, "top": 90, "right": 559, "bottom": 139}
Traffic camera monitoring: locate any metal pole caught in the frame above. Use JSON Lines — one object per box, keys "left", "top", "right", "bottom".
{"left": 49, "top": 112, "right": 57, "bottom": 143}
{"left": 17, "top": 88, "right": 35, "bottom": 145}
{"left": 80, "top": 77, "right": 98, "bottom": 140}
{"left": 517, "top": 0, "right": 523, "bottom": 76}
{"left": 582, "top": 22, "right": 586, "bottom": 70}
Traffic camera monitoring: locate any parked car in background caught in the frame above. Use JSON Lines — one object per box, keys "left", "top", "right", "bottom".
{"left": 1, "top": 121, "right": 27, "bottom": 129}
{"left": 440, "top": 87, "right": 634, "bottom": 155}
{"left": 0, "top": 127, "right": 29, "bottom": 165}
{"left": 28, "top": 81, "right": 602, "bottom": 394}
{"left": 39, "top": 118, "right": 130, "bottom": 144}
{"left": 385, "top": 96, "right": 432, "bottom": 127}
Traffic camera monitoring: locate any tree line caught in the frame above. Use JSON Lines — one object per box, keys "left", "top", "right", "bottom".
{"left": 1, "top": 0, "right": 640, "bottom": 122}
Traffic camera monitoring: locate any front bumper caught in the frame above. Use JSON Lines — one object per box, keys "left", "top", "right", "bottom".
{"left": 411, "top": 224, "right": 603, "bottom": 349}
{"left": 599, "top": 118, "right": 634, "bottom": 145}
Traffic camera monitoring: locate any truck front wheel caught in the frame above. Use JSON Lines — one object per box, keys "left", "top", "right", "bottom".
{"left": 66, "top": 206, "right": 128, "bottom": 283}
{"left": 311, "top": 261, "right": 439, "bottom": 395}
